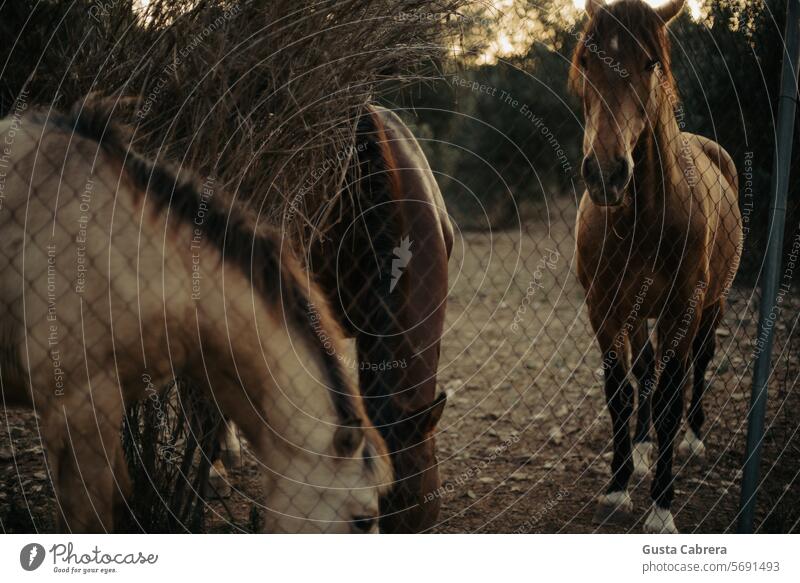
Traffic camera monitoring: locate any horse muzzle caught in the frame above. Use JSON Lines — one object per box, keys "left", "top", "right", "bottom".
{"left": 582, "top": 154, "right": 630, "bottom": 207}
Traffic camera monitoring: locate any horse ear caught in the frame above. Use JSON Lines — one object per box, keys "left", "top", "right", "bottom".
{"left": 333, "top": 418, "right": 364, "bottom": 457}
{"left": 586, "top": 0, "right": 605, "bottom": 17}
{"left": 655, "top": 0, "right": 685, "bottom": 23}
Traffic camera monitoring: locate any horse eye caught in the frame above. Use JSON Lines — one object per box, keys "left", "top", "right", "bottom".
{"left": 579, "top": 54, "right": 588, "bottom": 69}
{"left": 645, "top": 59, "right": 660, "bottom": 72}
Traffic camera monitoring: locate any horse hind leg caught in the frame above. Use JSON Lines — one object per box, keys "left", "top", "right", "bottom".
{"left": 630, "top": 321, "right": 655, "bottom": 479}
{"left": 206, "top": 420, "right": 241, "bottom": 499}
{"left": 679, "top": 301, "right": 722, "bottom": 461}
{"left": 206, "top": 459, "right": 232, "bottom": 499}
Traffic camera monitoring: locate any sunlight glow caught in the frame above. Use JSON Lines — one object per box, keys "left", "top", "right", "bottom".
{"left": 686, "top": 0, "right": 703, "bottom": 20}
{"left": 480, "top": 0, "right": 708, "bottom": 64}
{"left": 572, "top": 0, "right": 704, "bottom": 19}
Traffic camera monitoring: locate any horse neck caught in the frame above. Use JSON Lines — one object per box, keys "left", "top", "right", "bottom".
{"left": 215, "top": 282, "right": 340, "bottom": 455}
{"left": 631, "top": 79, "right": 684, "bottom": 218}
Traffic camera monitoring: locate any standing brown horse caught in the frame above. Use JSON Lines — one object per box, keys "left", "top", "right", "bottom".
{"left": 309, "top": 105, "right": 452, "bottom": 533}
{"left": 572, "top": 0, "right": 742, "bottom": 532}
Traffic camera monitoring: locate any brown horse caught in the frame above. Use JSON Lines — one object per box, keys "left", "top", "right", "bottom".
{"left": 309, "top": 105, "right": 452, "bottom": 533}
{"left": 0, "top": 102, "right": 392, "bottom": 532}
{"left": 572, "top": 0, "right": 742, "bottom": 532}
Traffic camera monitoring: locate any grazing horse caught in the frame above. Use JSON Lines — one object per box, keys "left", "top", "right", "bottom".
{"left": 572, "top": 0, "right": 742, "bottom": 532}
{"left": 0, "top": 102, "right": 391, "bottom": 533}
{"left": 308, "top": 105, "right": 453, "bottom": 533}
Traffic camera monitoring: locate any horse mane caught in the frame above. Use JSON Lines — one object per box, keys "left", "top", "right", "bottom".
{"left": 569, "top": 0, "right": 677, "bottom": 99}
{"left": 30, "top": 100, "right": 367, "bottom": 426}
{"left": 349, "top": 106, "right": 413, "bottom": 432}
{"left": 361, "top": 106, "right": 403, "bottom": 209}
{"left": 358, "top": 105, "right": 408, "bottom": 302}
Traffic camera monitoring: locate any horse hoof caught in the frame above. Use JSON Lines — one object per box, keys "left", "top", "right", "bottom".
{"left": 678, "top": 428, "right": 706, "bottom": 461}
{"left": 644, "top": 505, "right": 679, "bottom": 533}
{"left": 221, "top": 446, "right": 242, "bottom": 470}
{"left": 206, "top": 460, "right": 231, "bottom": 499}
{"left": 221, "top": 423, "right": 243, "bottom": 469}
{"left": 593, "top": 491, "right": 633, "bottom": 525}
{"left": 632, "top": 442, "right": 653, "bottom": 479}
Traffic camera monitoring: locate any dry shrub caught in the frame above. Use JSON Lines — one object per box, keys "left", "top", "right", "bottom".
{"left": 121, "top": 380, "right": 223, "bottom": 533}
{"left": 1, "top": 0, "right": 468, "bottom": 245}
{"left": 0, "top": 0, "right": 470, "bottom": 531}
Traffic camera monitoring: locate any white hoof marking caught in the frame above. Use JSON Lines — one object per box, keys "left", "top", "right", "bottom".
{"left": 632, "top": 442, "right": 653, "bottom": 479}
{"left": 598, "top": 490, "right": 633, "bottom": 513}
{"left": 678, "top": 428, "right": 706, "bottom": 459}
{"left": 594, "top": 490, "right": 633, "bottom": 524}
{"left": 644, "top": 505, "right": 678, "bottom": 533}
{"left": 207, "top": 460, "right": 232, "bottom": 499}
{"left": 221, "top": 422, "right": 243, "bottom": 469}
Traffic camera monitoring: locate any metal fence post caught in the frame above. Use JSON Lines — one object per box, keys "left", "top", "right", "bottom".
{"left": 737, "top": 0, "right": 800, "bottom": 534}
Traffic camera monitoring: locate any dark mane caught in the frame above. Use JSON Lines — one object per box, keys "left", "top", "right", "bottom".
{"left": 31, "top": 100, "right": 363, "bottom": 425}
{"left": 350, "top": 107, "right": 410, "bottom": 435}
{"left": 569, "top": 0, "right": 676, "bottom": 95}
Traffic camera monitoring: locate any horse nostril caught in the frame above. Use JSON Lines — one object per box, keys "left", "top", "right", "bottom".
{"left": 609, "top": 157, "right": 630, "bottom": 189}
{"left": 352, "top": 515, "right": 377, "bottom": 533}
{"left": 581, "top": 156, "right": 600, "bottom": 185}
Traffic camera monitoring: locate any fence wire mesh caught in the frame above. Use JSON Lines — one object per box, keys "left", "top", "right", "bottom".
{"left": 1, "top": 0, "right": 798, "bottom": 536}
{"left": 396, "top": 0, "right": 800, "bottom": 533}
{"left": 0, "top": 107, "right": 394, "bottom": 534}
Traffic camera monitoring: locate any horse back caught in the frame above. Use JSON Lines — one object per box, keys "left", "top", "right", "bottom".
{"left": 0, "top": 114, "right": 201, "bottom": 408}
{"left": 369, "top": 105, "right": 453, "bottom": 259}
{"left": 310, "top": 105, "right": 452, "bottom": 336}
{"left": 683, "top": 132, "right": 743, "bottom": 301}
{"left": 307, "top": 106, "right": 451, "bottom": 414}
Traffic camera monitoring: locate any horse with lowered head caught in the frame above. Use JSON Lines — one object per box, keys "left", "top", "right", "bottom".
{"left": 206, "top": 105, "right": 453, "bottom": 533}
{"left": 309, "top": 105, "right": 453, "bottom": 532}
{"left": 572, "top": 0, "right": 742, "bottom": 532}
{"left": 0, "top": 101, "right": 392, "bottom": 533}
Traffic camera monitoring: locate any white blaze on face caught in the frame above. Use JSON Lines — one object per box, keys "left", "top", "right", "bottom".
{"left": 609, "top": 35, "right": 619, "bottom": 52}
{"left": 252, "top": 313, "right": 389, "bottom": 533}
{"left": 261, "top": 440, "right": 382, "bottom": 533}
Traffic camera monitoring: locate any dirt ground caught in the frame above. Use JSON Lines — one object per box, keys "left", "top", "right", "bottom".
{"left": 2, "top": 201, "right": 798, "bottom": 533}
{"left": 431, "top": 202, "right": 798, "bottom": 534}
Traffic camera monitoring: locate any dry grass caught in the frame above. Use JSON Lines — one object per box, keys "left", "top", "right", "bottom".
{"left": 1, "top": 0, "right": 469, "bottom": 246}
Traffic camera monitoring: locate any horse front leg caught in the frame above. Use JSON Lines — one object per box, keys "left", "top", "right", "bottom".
{"left": 207, "top": 420, "right": 242, "bottom": 499}
{"left": 593, "top": 323, "right": 635, "bottom": 524}
{"left": 645, "top": 310, "right": 698, "bottom": 534}
{"left": 630, "top": 321, "right": 655, "bottom": 479}
{"left": 679, "top": 300, "right": 721, "bottom": 461}
{"left": 43, "top": 371, "right": 126, "bottom": 532}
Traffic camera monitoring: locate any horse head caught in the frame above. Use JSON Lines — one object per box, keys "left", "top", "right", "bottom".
{"left": 572, "top": 0, "right": 685, "bottom": 206}
{"left": 376, "top": 392, "right": 447, "bottom": 533}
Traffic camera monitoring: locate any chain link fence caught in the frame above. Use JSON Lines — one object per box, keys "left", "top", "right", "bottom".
{"left": 1, "top": 0, "right": 798, "bottom": 535}
{"left": 0, "top": 105, "right": 395, "bottom": 534}
{"left": 398, "top": 0, "right": 799, "bottom": 533}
